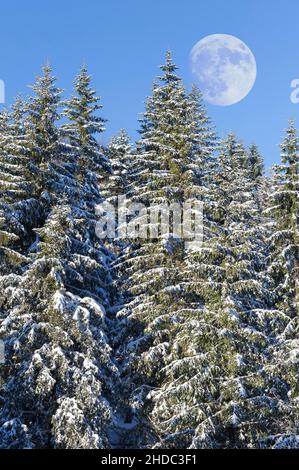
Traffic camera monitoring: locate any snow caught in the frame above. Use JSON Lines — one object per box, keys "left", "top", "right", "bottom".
{"left": 73, "top": 306, "right": 90, "bottom": 322}
{"left": 53, "top": 290, "right": 66, "bottom": 313}
{"left": 0, "top": 55, "right": 298, "bottom": 451}
{"left": 81, "top": 297, "right": 106, "bottom": 317}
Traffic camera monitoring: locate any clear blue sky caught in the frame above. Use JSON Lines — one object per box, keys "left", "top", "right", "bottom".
{"left": 0, "top": 0, "right": 298, "bottom": 168}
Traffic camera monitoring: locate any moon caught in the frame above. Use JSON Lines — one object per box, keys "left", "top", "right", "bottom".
{"left": 190, "top": 34, "right": 257, "bottom": 106}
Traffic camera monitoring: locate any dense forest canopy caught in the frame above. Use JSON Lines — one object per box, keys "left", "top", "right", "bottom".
{"left": 0, "top": 53, "right": 298, "bottom": 449}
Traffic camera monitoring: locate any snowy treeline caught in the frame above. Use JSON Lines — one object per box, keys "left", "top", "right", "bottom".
{"left": 0, "top": 53, "right": 298, "bottom": 449}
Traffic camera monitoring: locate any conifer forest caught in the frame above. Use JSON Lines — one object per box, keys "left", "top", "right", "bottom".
{"left": 0, "top": 52, "right": 298, "bottom": 449}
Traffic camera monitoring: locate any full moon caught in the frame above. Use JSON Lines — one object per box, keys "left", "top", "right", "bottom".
{"left": 190, "top": 34, "right": 257, "bottom": 106}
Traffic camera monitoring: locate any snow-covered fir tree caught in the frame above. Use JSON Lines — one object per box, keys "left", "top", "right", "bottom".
{"left": 63, "top": 65, "right": 108, "bottom": 178}
{"left": 247, "top": 143, "right": 264, "bottom": 182}
{"left": 110, "top": 52, "right": 221, "bottom": 448}
{"left": 25, "top": 65, "right": 65, "bottom": 202}
{"left": 0, "top": 100, "right": 30, "bottom": 204}
{"left": 0, "top": 54, "right": 298, "bottom": 450}
{"left": 0, "top": 66, "right": 115, "bottom": 448}
{"left": 188, "top": 84, "right": 217, "bottom": 180}
{"left": 0, "top": 99, "right": 42, "bottom": 275}
{"left": 103, "top": 129, "right": 133, "bottom": 203}
{"left": 268, "top": 121, "right": 298, "bottom": 321}
{"left": 147, "top": 133, "right": 297, "bottom": 449}
{"left": 264, "top": 121, "right": 299, "bottom": 448}
{"left": 0, "top": 204, "right": 114, "bottom": 448}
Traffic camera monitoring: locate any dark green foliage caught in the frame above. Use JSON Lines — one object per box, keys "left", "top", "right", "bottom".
{"left": 0, "top": 54, "right": 298, "bottom": 450}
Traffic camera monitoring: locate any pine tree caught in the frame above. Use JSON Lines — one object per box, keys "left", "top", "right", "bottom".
{"left": 247, "top": 143, "right": 264, "bottom": 182}
{"left": 0, "top": 66, "right": 115, "bottom": 448}
{"left": 111, "top": 52, "right": 216, "bottom": 447}
{"left": 264, "top": 121, "right": 299, "bottom": 448}
{"left": 63, "top": 66, "right": 108, "bottom": 182}
{"left": 0, "top": 55, "right": 298, "bottom": 450}
{"left": 0, "top": 100, "right": 30, "bottom": 204}
{"left": 188, "top": 84, "right": 217, "bottom": 180}
{"left": 0, "top": 204, "right": 114, "bottom": 448}
{"left": 103, "top": 129, "right": 133, "bottom": 203}
{"left": 268, "top": 121, "right": 298, "bottom": 318}
{"left": 148, "top": 134, "right": 294, "bottom": 449}
{"left": 25, "top": 65, "right": 65, "bottom": 202}
{"left": 0, "top": 99, "right": 42, "bottom": 274}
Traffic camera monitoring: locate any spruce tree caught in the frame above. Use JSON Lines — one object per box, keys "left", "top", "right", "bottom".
{"left": 0, "top": 55, "right": 298, "bottom": 450}
{"left": 148, "top": 134, "right": 293, "bottom": 449}
{"left": 0, "top": 101, "right": 30, "bottom": 204}
{"left": 264, "top": 121, "right": 299, "bottom": 448}
{"left": 0, "top": 99, "right": 42, "bottom": 274}
{"left": 0, "top": 204, "right": 113, "bottom": 448}
{"left": 0, "top": 66, "right": 115, "bottom": 448}
{"left": 111, "top": 52, "right": 215, "bottom": 447}
{"left": 268, "top": 121, "right": 298, "bottom": 319}
{"left": 103, "top": 129, "right": 133, "bottom": 203}
{"left": 25, "top": 65, "right": 65, "bottom": 202}
{"left": 63, "top": 66, "right": 108, "bottom": 182}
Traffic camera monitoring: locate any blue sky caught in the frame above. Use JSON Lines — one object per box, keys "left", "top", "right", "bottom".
{"left": 0, "top": 0, "right": 298, "bottom": 168}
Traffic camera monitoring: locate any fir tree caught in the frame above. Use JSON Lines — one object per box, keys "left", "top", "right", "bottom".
{"left": 25, "top": 65, "right": 64, "bottom": 201}
{"left": 268, "top": 121, "right": 298, "bottom": 318}
{"left": 0, "top": 99, "right": 42, "bottom": 274}
{"left": 103, "top": 129, "right": 133, "bottom": 203}
{"left": 0, "top": 66, "right": 115, "bottom": 449}
{"left": 0, "top": 100, "right": 30, "bottom": 204}
{"left": 0, "top": 55, "right": 298, "bottom": 450}
{"left": 247, "top": 143, "right": 264, "bottom": 182}
{"left": 148, "top": 134, "right": 294, "bottom": 448}
{"left": 63, "top": 66, "right": 108, "bottom": 180}
{"left": 0, "top": 204, "right": 114, "bottom": 448}
{"left": 264, "top": 121, "right": 299, "bottom": 448}
{"left": 111, "top": 52, "right": 214, "bottom": 447}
